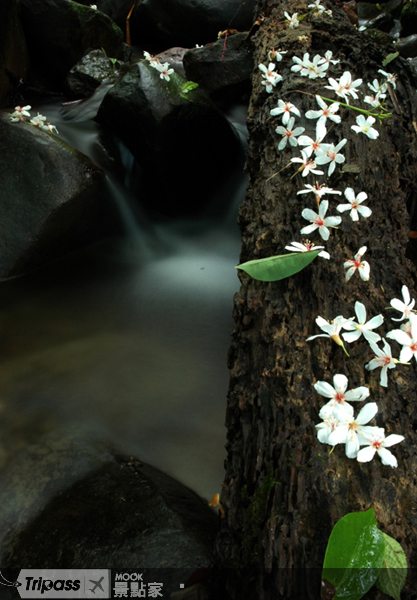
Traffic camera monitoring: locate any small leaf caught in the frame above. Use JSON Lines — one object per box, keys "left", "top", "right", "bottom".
{"left": 180, "top": 81, "right": 199, "bottom": 93}
{"left": 376, "top": 533, "right": 407, "bottom": 600}
{"left": 382, "top": 52, "right": 399, "bottom": 67}
{"left": 235, "top": 250, "right": 321, "bottom": 282}
{"left": 322, "top": 508, "right": 385, "bottom": 600}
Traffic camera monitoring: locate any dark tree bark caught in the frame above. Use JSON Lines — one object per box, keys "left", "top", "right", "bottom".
{"left": 213, "top": 1, "right": 417, "bottom": 598}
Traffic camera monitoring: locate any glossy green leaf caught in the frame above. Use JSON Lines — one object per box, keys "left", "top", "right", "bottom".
{"left": 322, "top": 508, "right": 385, "bottom": 600}
{"left": 235, "top": 250, "right": 321, "bottom": 282}
{"left": 376, "top": 533, "right": 407, "bottom": 600}
{"left": 180, "top": 81, "right": 199, "bottom": 93}
{"left": 382, "top": 52, "right": 399, "bottom": 67}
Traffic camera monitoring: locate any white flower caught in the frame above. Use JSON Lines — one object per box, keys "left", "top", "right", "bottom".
{"left": 342, "top": 301, "right": 383, "bottom": 344}
{"left": 270, "top": 100, "right": 301, "bottom": 125}
{"left": 307, "top": 315, "right": 351, "bottom": 356}
{"left": 357, "top": 430, "right": 404, "bottom": 467}
{"left": 259, "top": 63, "right": 282, "bottom": 93}
{"left": 390, "top": 285, "right": 415, "bottom": 321}
{"left": 285, "top": 12, "right": 299, "bottom": 28}
{"left": 324, "top": 9, "right": 332, "bottom": 16}
{"left": 368, "top": 79, "right": 387, "bottom": 95}
{"left": 315, "top": 139, "right": 347, "bottom": 176}
{"left": 316, "top": 414, "right": 341, "bottom": 444}
{"left": 143, "top": 51, "right": 160, "bottom": 65}
{"left": 30, "top": 113, "right": 47, "bottom": 127}
{"left": 336, "top": 188, "right": 372, "bottom": 221}
{"left": 351, "top": 115, "right": 379, "bottom": 139}
{"left": 378, "top": 69, "right": 397, "bottom": 89}
{"left": 329, "top": 403, "right": 379, "bottom": 458}
{"left": 156, "top": 62, "right": 174, "bottom": 81}
{"left": 41, "top": 122, "right": 59, "bottom": 134}
{"left": 291, "top": 150, "right": 324, "bottom": 177}
{"left": 285, "top": 240, "right": 330, "bottom": 259}
{"left": 297, "top": 128, "right": 327, "bottom": 157}
{"left": 305, "top": 95, "right": 341, "bottom": 130}
{"left": 365, "top": 339, "right": 401, "bottom": 387}
{"left": 301, "top": 200, "right": 341, "bottom": 241}
{"left": 319, "top": 50, "right": 339, "bottom": 67}
{"left": 292, "top": 54, "right": 326, "bottom": 79}
{"left": 315, "top": 373, "right": 370, "bottom": 419}
{"left": 344, "top": 246, "right": 370, "bottom": 282}
{"left": 89, "top": 4, "right": 97, "bottom": 8}
{"left": 268, "top": 48, "right": 287, "bottom": 62}
{"left": 364, "top": 93, "right": 385, "bottom": 108}
{"left": 308, "top": 0, "right": 326, "bottom": 12}
{"left": 297, "top": 183, "right": 342, "bottom": 202}
{"left": 387, "top": 313, "right": 417, "bottom": 363}
{"left": 325, "top": 71, "right": 362, "bottom": 103}
{"left": 9, "top": 105, "right": 31, "bottom": 121}
{"left": 275, "top": 116, "right": 305, "bottom": 150}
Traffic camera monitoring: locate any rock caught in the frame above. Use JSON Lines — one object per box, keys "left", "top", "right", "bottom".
{"left": 357, "top": 2, "right": 384, "bottom": 21}
{"left": 364, "top": 11, "right": 394, "bottom": 32}
{"left": 18, "top": 0, "right": 124, "bottom": 87}
{"left": 400, "top": 0, "right": 417, "bottom": 37}
{"left": 156, "top": 47, "right": 189, "bottom": 77}
{"left": 396, "top": 33, "right": 417, "bottom": 57}
{"left": 96, "top": 61, "right": 243, "bottom": 217}
{"left": 64, "top": 49, "right": 130, "bottom": 98}
{"left": 183, "top": 33, "right": 254, "bottom": 108}
{"left": 0, "top": 112, "right": 117, "bottom": 278}
{"left": 75, "top": 0, "right": 134, "bottom": 30}
{"left": 0, "top": 0, "right": 30, "bottom": 108}
{"left": 0, "top": 432, "right": 218, "bottom": 588}
{"left": 129, "top": 0, "right": 257, "bottom": 48}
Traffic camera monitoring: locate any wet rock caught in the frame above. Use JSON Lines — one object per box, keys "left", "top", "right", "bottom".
{"left": 183, "top": 33, "right": 254, "bottom": 108}
{"left": 18, "top": 0, "right": 124, "bottom": 87}
{"left": 64, "top": 49, "right": 130, "bottom": 98}
{"left": 129, "top": 0, "right": 257, "bottom": 48}
{"left": 0, "top": 433, "right": 218, "bottom": 587}
{"left": 156, "top": 47, "right": 189, "bottom": 77}
{"left": 75, "top": 0, "right": 134, "bottom": 29}
{"left": 396, "top": 33, "right": 417, "bottom": 57}
{"left": 0, "top": 112, "right": 117, "bottom": 278}
{"left": 364, "top": 11, "right": 394, "bottom": 32}
{"left": 96, "top": 61, "right": 243, "bottom": 217}
{"left": 0, "top": 0, "right": 30, "bottom": 108}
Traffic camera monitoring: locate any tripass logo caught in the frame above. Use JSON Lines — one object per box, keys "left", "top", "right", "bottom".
{"left": 3, "top": 570, "right": 110, "bottom": 598}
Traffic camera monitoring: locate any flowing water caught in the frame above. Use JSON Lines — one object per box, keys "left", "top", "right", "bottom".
{"left": 0, "top": 90, "right": 247, "bottom": 500}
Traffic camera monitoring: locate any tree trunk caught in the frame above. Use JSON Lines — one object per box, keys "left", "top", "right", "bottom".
{"left": 213, "top": 1, "right": 417, "bottom": 598}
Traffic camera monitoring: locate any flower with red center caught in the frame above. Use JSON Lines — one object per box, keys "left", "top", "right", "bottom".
{"left": 156, "top": 62, "right": 174, "bottom": 81}
{"left": 314, "top": 373, "right": 370, "bottom": 419}
{"left": 337, "top": 188, "right": 372, "bottom": 221}
{"left": 305, "top": 96, "right": 341, "bottom": 132}
{"left": 285, "top": 240, "right": 330, "bottom": 259}
{"left": 387, "top": 313, "right": 417, "bottom": 363}
{"left": 259, "top": 62, "right": 282, "bottom": 93}
{"left": 389, "top": 285, "right": 415, "bottom": 321}
{"left": 270, "top": 99, "right": 300, "bottom": 125}
{"left": 306, "top": 315, "right": 352, "bottom": 356}
{"left": 328, "top": 403, "right": 379, "bottom": 458}
{"left": 365, "top": 339, "right": 406, "bottom": 387}
{"left": 291, "top": 150, "right": 324, "bottom": 177}
{"left": 275, "top": 117, "right": 305, "bottom": 150}
{"left": 301, "top": 200, "right": 342, "bottom": 241}
{"left": 344, "top": 246, "right": 370, "bottom": 282}
{"left": 357, "top": 430, "right": 404, "bottom": 467}
{"left": 9, "top": 105, "right": 31, "bottom": 122}
{"left": 315, "top": 139, "right": 347, "bottom": 176}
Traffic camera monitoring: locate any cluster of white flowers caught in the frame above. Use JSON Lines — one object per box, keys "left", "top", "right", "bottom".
{"left": 143, "top": 51, "right": 174, "bottom": 82}
{"left": 9, "top": 106, "right": 58, "bottom": 134}
{"left": 257, "top": 6, "right": 408, "bottom": 467}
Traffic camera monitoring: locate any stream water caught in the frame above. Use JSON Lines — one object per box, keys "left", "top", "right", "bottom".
{"left": 0, "top": 90, "right": 248, "bottom": 500}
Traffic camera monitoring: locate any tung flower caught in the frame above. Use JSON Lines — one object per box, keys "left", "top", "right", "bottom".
{"left": 307, "top": 315, "right": 352, "bottom": 356}
{"left": 285, "top": 12, "right": 299, "bottom": 28}
{"left": 329, "top": 403, "right": 379, "bottom": 458}
{"left": 275, "top": 116, "right": 305, "bottom": 150}
{"left": 9, "top": 105, "right": 31, "bottom": 121}
{"left": 390, "top": 285, "right": 415, "bottom": 321}
{"left": 259, "top": 63, "right": 282, "bottom": 93}
{"left": 378, "top": 69, "right": 397, "bottom": 89}
{"left": 315, "top": 139, "right": 347, "bottom": 177}
{"left": 387, "top": 313, "right": 417, "bottom": 363}
{"left": 336, "top": 188, "right": 372, "bottom": 221}
{"left": 344, "top": 246, "right": 370, "bottom": 282}
{"left": 285, "top": 240, "right": 330, "bottom": 259}
{"left": 300, "top": 199, "right": 342, "bottom": 241}
{"left": 315, "top": 373, "right": 370, "bottom": 419}
{"left": 357, "top": 430, "right": 404, "bottom": 467}
{"left": 351, "top": 115, "right": 379, "bottom": 139}
{"left": 291, "top": 150, "right": 324, "bottom": 177}
{"left": 342, "top": 301, "right": 383, "bottom": 344}
{"left": 156, "top": 61, "right": 174, "bottom": 81}
{"left": 365, "top": 339, "right": 405, "bottom": 387}
{"left": 270, "top": 100, "right": 301, "bottom": 125}
{"left": 305, "top": 95, "right": 341, "bottom": 130}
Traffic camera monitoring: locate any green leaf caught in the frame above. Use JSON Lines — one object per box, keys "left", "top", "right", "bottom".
{"left": 376, "top": 533, "right": 407, "bottom": 600}
{"left": 382, "top": 52, "right": 399, "bottom": 67}
{"left": 235, "top": 250, "right": 321, "bottom": 282}
{"left": 322, "top": 508, "right": 385, "bottom": 600}
{"left": 180, "top": 81, "right": 199, "bottom": 93}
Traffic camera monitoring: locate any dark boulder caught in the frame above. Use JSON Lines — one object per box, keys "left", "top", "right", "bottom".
{"left": 396, "top": 33, "right": 417, "bottom": 57}
{"left": 0, "top": 112, "right": 116, "bottom": 278}
{"left": 18, "top": 0, "right": 124, "bottom": 88}
{"left": 64, "top": 48, "right": 130, "bottom": 98}
{"left": 129, "top": 0, "right": 257, "bottom": 48}
{"left": 96, "top": 60, "right": 243, "bottom": 217}
{"left": 0, "top": 0, "right": 30, "bottom": 108}
{"left": 0, "top": 433, "right": 218, "bottom": 590}
{"left": 183, "top": 33, "right": 254, "bottom": 108}
{"left": 75, "top": 0, "right": 134, "bottom": 29}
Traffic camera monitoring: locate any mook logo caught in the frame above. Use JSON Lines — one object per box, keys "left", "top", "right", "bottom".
{"left": 10, "top": 570, "right": 110, "bottom": 598}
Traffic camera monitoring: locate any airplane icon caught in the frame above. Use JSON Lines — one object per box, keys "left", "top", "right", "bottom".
{"left": 89, "top": 577, "right": 104, "bottom": 593}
